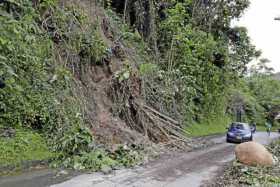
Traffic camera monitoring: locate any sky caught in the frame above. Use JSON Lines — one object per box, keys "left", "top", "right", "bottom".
{"left": 234, "top": 0, "right": 280, "bottom": 72}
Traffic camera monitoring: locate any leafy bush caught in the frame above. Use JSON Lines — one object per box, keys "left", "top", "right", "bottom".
{"left": 57, "top": 150, "right": 117, "bottom": 171}
{"left": 226, "top": 74, "right": 280, "bottom": 125}
{"left": 51, "top": 124, "right": 93, "bottom": 156}
{"left": 110, "top": 145, "right": 144, "bottom": 167}
{"left": 139, "top": 63, "right": 158, "bottom": 76}
{"left": 52, "top": 145, "right": 144, "bottom": 170}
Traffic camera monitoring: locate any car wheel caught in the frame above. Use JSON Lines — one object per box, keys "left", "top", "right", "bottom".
{"left": 250, "top": 136, "right": 253, "bottom": 141}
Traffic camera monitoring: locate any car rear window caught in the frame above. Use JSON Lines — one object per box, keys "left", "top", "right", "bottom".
{"left": 230, "top": 123, "right": 250, "bottom": 130}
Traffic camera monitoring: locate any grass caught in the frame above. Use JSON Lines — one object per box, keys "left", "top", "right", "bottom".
{"left": 256, "top": 125, "right": 279, "bottom": 132}
{"left": 187, "top": 117, "right": 280, "bottom": 137}
{"left": 187, "top": 117, "right": 231, "bottom": 137}
{"left": 0, "top": 128, "right": 55, "bottom": 169}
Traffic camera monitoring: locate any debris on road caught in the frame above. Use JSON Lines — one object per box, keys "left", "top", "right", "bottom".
{"left": 210, "top": 139, "right": 280, "bottom": 187}
{"left": 235, "top": 142, "right": 274, "bottom": 166}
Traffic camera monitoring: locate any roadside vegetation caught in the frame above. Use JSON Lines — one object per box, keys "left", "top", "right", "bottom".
{"left": 0, "top": 128, "right": 54, "bottom": 172}
{"left": 188, "top": 117, "right": 231, "bottom": 137}
{"left": 0, "top": 0, "right": 279, "bottom": 174}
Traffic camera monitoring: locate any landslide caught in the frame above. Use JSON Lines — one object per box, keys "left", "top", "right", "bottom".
{"left": 58, "top": 0, "right": 190, "bottom": 148}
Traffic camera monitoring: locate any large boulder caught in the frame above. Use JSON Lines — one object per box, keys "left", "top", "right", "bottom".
{"left": 235, "top": 142, "right": 274, "bottom": 166}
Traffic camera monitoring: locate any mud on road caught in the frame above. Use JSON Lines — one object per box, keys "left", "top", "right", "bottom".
{"left": 1, "top": 132, "right": 279, "bottom": 187}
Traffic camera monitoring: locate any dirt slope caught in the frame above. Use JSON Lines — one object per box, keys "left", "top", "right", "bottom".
{"left": 57, "top": 0, "right": 190, "bottom": 150}
{"left": 58, "top": 0, "right": 150, "bottom": 149}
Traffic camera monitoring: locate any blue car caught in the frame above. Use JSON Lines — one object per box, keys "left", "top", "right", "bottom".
{"left": 226, "top": 122, "right": 253, "bottom": 143}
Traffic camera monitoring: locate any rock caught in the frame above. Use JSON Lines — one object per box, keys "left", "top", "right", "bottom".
{"left": 273, "top": 155, "right": 279, "bottom": 165}
{"left": 235, "top": 142, "right": 274, "bottom": 166}
{"left": 101, "top": 166, "right": 112, "bottom": 174}
{"left": 0, "top": 127, "right": 16, "bottom": 138}
{"left": 56, "top": 170, "right": 69, "bottom": 176}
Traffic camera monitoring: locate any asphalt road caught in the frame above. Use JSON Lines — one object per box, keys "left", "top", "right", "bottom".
{"left": 51, "top": 132, "right": 279, "bottom": 187}
{"left": 0, "top": 132, "right": 279, "bottom": 187}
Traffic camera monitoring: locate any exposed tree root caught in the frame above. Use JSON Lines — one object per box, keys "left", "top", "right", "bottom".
{"left": 109, "top": 75, "right": 191, "bottom": 149}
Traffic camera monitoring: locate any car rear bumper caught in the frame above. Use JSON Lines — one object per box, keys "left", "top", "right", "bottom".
{"left": 226, "top": 136, "right": 252, "bottom": 143}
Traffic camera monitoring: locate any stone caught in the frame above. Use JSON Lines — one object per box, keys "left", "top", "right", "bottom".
{"left": 0, "top": 127, "right": 16, "bottom": 138}
{"left": 101, "top": 166, "right": 112, "bottom": 174}
{"left": 235, "top": 142, "right": 274, "bottom": 166}
{"left": 56, "top": 170, "right": 69, "bottom": 177}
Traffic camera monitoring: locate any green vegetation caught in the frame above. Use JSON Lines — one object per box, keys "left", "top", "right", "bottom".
{"left": 188, "top": 117, "right": 231, "bottom": 137}
{"left": 155, "top": 0, "right": 257, "bottom": 125}
{"left": 126, "top": 0, "right": 280, "bottom": 136}
{"left": 0, "top": 0, "right": 160, "bottom": 172}
{"left": 0, "top": 0, "right": 96, "bottom": 170}
{"left": 0, "top": 128, "right": 54, "bottom": 168}
{"left": 253, "top": 125, "right": 278, "bottom": 132}
{"left": 52, "top": 145, "right": 144, "bottom": 171}
{"left": 0, "top": 0, "right": 142, "bottom": 171}
{"left": 127, "top": 0, "right": 268, "bottom": 137}
{"left": 227, "top": 68, "right": 280, "bottom": 127}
